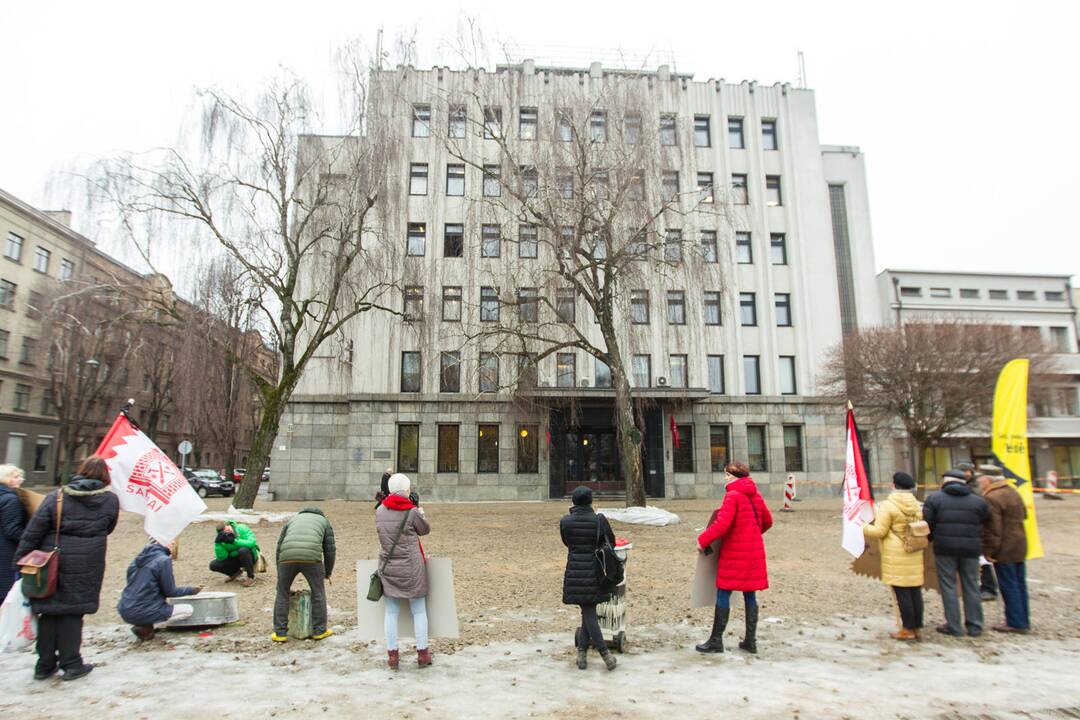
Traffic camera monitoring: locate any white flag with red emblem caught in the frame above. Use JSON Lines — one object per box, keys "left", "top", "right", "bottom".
{"left": 95, "top": 413, "right": 206, "bottom": 544}
{"left": 841, "top": 406, "right": 875, "bottom": 557}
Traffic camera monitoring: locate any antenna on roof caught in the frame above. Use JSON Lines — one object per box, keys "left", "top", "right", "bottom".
{"left": 797, "top": 48, "right": 807, "bottom": 88}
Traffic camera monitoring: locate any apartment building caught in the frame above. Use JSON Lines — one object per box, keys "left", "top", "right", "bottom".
{"left": 270, "top": 61, "right": 879, "bottom": 502}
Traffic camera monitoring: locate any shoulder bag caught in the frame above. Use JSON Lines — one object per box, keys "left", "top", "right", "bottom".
{"left": 18, "top": 491, "right": 64, "bottom": 599}
{"left": 367, "top": 510, "right": 410, "bottom": 602}
{"left": 594, "top": 514, "right": 624, "bottom": 589}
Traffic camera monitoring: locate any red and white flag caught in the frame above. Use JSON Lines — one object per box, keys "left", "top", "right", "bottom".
{"left": 95, "top": 413, "right": 206, "bottom": 544}
{"left": 841, "top": 406, "right": 875, "bottom": 557}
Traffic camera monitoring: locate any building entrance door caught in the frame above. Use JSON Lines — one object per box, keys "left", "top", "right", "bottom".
{"left": 564, "top": 427, "right": 621, "bottom": 495}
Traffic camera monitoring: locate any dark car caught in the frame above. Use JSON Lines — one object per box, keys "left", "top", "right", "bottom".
{"left": 183, "top": 468, "right": 235, "bottom": 498}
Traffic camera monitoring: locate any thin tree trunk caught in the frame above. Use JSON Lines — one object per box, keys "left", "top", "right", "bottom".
{"left": 613, "top": 369, "right": 645, "bottom": 507}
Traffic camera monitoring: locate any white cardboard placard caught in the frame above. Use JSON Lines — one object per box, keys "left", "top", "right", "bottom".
{"left": 354, "top": 558, "right": 460, "bottom": 640}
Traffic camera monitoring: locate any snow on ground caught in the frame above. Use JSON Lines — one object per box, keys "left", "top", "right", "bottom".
{"left": 2, "top": 616, "right": 1079, "bottom": 719}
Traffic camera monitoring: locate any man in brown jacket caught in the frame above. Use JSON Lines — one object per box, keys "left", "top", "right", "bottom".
{"left": 977, "top": 471, "right": 1029, "bottom": 633}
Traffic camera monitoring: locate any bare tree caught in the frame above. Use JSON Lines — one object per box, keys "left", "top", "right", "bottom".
{"left": 89, "top": 63, "right": 401, "bottom": 508}
{"left": 821, "top": 321, "right": 1053, "bottom": 490}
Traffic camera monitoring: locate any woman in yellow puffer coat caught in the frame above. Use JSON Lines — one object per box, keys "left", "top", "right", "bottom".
{"left": 863, "top": 472, "right": 925, "bottom": 641}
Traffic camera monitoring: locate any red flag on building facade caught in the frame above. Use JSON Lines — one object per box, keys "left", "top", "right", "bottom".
{"left": 669, "top": 414, "right": 679, "bottom": 449}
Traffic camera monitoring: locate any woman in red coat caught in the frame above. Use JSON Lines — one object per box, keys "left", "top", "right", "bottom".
{"left": 695, "top": 462, "right": 773, "bottom": 654}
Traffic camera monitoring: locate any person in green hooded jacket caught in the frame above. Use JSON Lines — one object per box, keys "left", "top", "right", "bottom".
{"left": 271, "top": 507, "right": 336, "bottom": 642}
{"left": 210, "top": 521, "right": 259, "bottom": 587}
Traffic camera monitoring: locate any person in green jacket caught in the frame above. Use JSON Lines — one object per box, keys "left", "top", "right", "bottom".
{"left": 271, "top": 507, "right": 336, "bottom": 642}
{"left": 210, "top": 521, "right": 259, "bottom": 587}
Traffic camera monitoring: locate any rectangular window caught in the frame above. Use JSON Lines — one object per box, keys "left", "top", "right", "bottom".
{"left": 482, "top": 164, "right": 501, "bottom": 196}
{"left": 556, "top": 109, "right": 573, "bottom": 142}
{"left": 770, "top": 234, "right": 787, "bottom": 265}
{"left": 479, "top": 353, "right": 499, "bottom": 393}
{"left": 480, "top": 287, "right": 500, "bottom": 322}
{"left": 779, "top": 356, "right": 797, "bottom": 395}
{"left": 775, "top": 293, "right": 792, "bottom": 327}
{"left": 446, "top": 164, "right": 465, "bottom": 196}
{"left": 481, "top": 224, "right": 501, "bottom": 258}
{"left": 519, "top": 107, "right": 537, "bottom": 140}
{"left": 26, "top": 291, "right": 43, "bottom": 319}
{"left": 710, "top": 425, "right": 731, "bottom": 471}
{"left": 558, "top": 226, "right": 575, "bottom": 260}
{"left": 483, "top": 107, "right": 502, "bottom": 139}
{"left": 477, "top": 424, "right": 500, "bottom": 472}
{"left": 1046, "top": 291, "right": 1065, "bottom": 301}
{"left": 704, "top": 291, "right": 722, "bottom": 326}
{"left": 517, "top": 424, "right": 539, "bottom": 473}
{"left": 411, "top": 105, "right": 431, "bottom": 138}
{"left": 442, "top": 286, "right": 461, "bottom": 322}
{"left": 409, "top": 163, "right": 428, "bottom": 195}
{"left": 0, "top": 280, "right": 14, "bottom": 309}
{"left": 744, "top": 355, "right": 761, "bottom": 395}
{"left": 448, "top": 105, "right": 466, "bottom": 138}
{"left": 661, "top": 171, "right": 679, "bottom": 202}
{"left": 669, "top": 354, "right": 688, "bottom": 388}
{"left": 443, "top": 223, "right": 463, "bottom": 257}
{"left": 673, "top": 424, "right": 694, "bottom": 472}
{"left": 0, "top": 330, "right": 8, "bottom": 357}
{"left": 747, "top": 425, "right": 768, "bottom": 471}
{"left": 517, "top": 353, "right": 538, "bottom": 388}
{"left": 33, "top": 437, "right": 51, "bottom": 471}
{"left": 437, "top": 425, "right": 459, "bottom": 473}
{"left": 33, "top": 247, "right": 50, "bottom": 273}
{"left": 398, "top": 424, "right": 420, "bottom": 473}
{"left": 659, "top": 114, "right": 677, "bottom": 145}
{"left": 900, "top": 286, "right": 922, "bottom": 298}
{"left": 556, "top": 289, "right": 576, "bottom": 324}
{"left": 783, "top": 425, "right": 804, "bottom": 471}
{"left": 517, "top": 224, "right": 538, "bottom": 259}
{"left": 761, "top": 119, "right": 778, "bottom": 150}
{"left": 664, "top": 229, "right": 683, "bottom": 262}
{"left": 701, "top": 230, "right": 718, "bottom": 263}
{"left": 520, "top": 166, "right": 539, "bottom": 197}
{"left": 735, "top": 232, "right": 753, "bottom": 263}
{"left": 630, "top": 290, "right": 649, "bottom": 324}
{"left": 590, "top": 111, "right": 607, "bottom": 142}
{"left": 403, "top": 286, "right": 424, "bottom": 321}
{"left": 13, "top": 383, "right": 30, "bottom": 412}
{"left": 1017, "top": 290, "right": 1036, "bottom": 300}
{"left": 666, "top": 290, "right": 686, "bottom": 325}
{"left": 439, "top": 351, "right": 461, "bottom": 393}
{"left": 623, "top": 112, "right": 641, "bottom": 144}
{"left": 731, "top": 174, "right": 748, "bottom": 204}
{"left": 740, "top": 292, "right": 757, "bottom": 326}
{"left": 400, "top": 352, "right": 421, "bottom": 392}
{"left": 1050, "top": 326, "right": 1071, "bottom": 353}
{"left": 708, "top": 355, "right": 725, "bottom": 394}
{"left": 518, "top": 287, "right": 539, "bottom": 323}
{"left": 406, "top": 222, "right": 426, "bottom": 256}
{"left": 960, "top": 288, "right": 980, "bottom": 299}
{"left": 632, "top": 355, "right": 651, "bottom": 388}
{"left": 627, "top": 170, "right": 645, "bottom": 201}
{"left": 930, "top": 287, "right": 953, "bottom": 298}
{"left": 696, "top": 172, "right": 714, "bottom": 203}
{"left": 988, "top": 289, "right": 1009, "bottom": 300}
{"left": 765, "top": 176, "right": 783, "bottom": 206}
{"left": 556, "top": 168, "right": 574, "bottom": 198}
{"left": 694, "top": 115, "right": 711, "bottom": 147}
{"left": 592, "top": 358, "right": 612, "bottom": 388}
{"left": 59, "top": 259, "right": 75, "bottom": 281}
{"left": 4, "top": 233, "right": 23, "bottom": 262}
{"left": 556, "top": 353, "right": 576, "bottom": 388}
{"left": 728, "top": 117, "right": 746, "bottom": 149}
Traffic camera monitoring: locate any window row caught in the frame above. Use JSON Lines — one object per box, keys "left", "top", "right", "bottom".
{"left": 673, "top": 423, "right": 805, "bottom": 474}
{"left": 899, "top": 285, "right": 1068, "bottom": 303}
{"left": 2, "top": 432, "right": 52, "bottom": 472}
{"left": 0, "top": 378, "right": 53, "bottom": 415}
{"left": 411, "top": 104, "right": 779, "bottom": 151}
{"left": 399, "top": 350, "right": 798, "bottom": 396}
{"left": 396, "top": 422, "right": 540, "bottom": 475}
{"left": 4, "top": 233, "right": 75, "bottom": 279}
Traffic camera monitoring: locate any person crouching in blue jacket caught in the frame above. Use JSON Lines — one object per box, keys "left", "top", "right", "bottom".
{"left": 118, "top": 540, "right": 201, "bottom": 640}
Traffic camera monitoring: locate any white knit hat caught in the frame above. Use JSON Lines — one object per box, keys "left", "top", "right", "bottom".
{"left": 387, "top": 473, "right": 411, "bottom": 496}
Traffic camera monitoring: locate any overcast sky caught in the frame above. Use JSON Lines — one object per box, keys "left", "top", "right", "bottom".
{"left": 1, "top": 0, "right": 1077, "bottom": 280}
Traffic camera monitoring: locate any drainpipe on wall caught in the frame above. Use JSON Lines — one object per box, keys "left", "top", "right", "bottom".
{"left": 891, "top": 276, "right": 903, "bottom": 326}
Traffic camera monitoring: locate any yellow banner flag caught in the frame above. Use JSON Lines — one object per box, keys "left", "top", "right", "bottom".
{"left": 991, "top": 358, "right": 1044, "bottom": 559}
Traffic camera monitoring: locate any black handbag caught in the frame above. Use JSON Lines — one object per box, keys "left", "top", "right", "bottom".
{"left": 594, "top": 514, "right": 624, "bottom": 589}
{"left": 367, "top": 510, "right": 410, "bottom": 602}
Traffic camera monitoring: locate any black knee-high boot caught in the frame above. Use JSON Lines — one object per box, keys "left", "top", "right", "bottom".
{"left": 739, "top": 604, "right": 759, "bottom": 654}
{"left": 696, "top": 606, "right": 729, "bottom": 653}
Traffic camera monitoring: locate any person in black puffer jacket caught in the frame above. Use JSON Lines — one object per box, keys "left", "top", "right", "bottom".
{"left": 15, "top": 456, "right": 119, "bottom": 681}
{"left": 923, "top": 469, "right": 989, "bottom": 637}
{"left": 560, "top": 486, "right": 617, "bottom": 672}
{"left": 0, "top": 464, "right": 28, "bottom": 599}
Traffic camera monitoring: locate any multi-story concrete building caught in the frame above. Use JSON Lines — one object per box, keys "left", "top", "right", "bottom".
{"left": 877, "top": 269, "right": 1080, "bottom": 486}
{"left": 271, "top": 61, "right": 879, "bottom": 501}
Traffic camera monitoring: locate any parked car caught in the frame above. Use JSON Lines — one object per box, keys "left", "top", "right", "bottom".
{"left": 231, "top": 468, "right": 246, "bottom": 483}
{"left": 183, "top": 468, "right": 235, "bottom": 498}
{"left": 261, "top": 467, "right": 270, "bottom": 483}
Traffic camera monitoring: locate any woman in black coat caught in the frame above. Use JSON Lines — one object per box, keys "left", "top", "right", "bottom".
{"left": 559, "top": 486, "right": 618, "bottom": 671}
{"left": 0, "top": 464, "right": 28, "bottom": 599}
{"left": 15, "top": 456, "right": 119, "bottom": 681}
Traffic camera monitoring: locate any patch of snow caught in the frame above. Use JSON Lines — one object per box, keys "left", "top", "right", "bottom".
{"left": 192, "top": 507, "right": 296, "bottom": 524}
{"left": 596, "top": 505, "right": 680, "bottom": 526}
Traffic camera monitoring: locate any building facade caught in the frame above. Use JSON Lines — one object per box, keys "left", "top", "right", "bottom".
{"left": 270, "top": 61, "right": 879, "bottom": 501}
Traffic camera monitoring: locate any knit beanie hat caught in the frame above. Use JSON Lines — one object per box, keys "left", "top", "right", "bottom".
{"left": 388, "top": 473, "right": 411, "bottom": 497}
{"left": 571, "top": 486, "right": 593, "bottom": 506}
{"left": 892, "top": 471, "right": 915, "bottom": 489}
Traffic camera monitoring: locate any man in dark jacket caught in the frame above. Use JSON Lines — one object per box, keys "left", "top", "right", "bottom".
{"left": 118, "top": 540, "right": 201, "bottom": 640}
{"left": 271, "top": 507, "right": 336, "bottom": 643}
{"left": 978, "top": 473, "right": 1030, "bottom": 633}
{"left": 923, "top": 469, "right": 989, "bottom": 636}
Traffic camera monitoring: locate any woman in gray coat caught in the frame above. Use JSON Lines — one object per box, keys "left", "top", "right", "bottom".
{"left": 375, "top": 473, "right": 431, "bottom": 669}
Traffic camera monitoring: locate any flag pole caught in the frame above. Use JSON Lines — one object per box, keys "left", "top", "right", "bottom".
{"left": 121, "top": 397, "right": 140, "bottom": 431}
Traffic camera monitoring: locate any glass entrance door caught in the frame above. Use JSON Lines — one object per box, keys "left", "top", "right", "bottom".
{"left": 564, "top": 428, "right": 621, "bottom": 494}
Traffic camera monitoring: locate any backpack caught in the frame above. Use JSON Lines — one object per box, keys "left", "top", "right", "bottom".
{"left": 893, "top": 503, "right": 930, "bottom": 553}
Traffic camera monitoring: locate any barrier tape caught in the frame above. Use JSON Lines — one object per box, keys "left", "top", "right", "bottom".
{"left": 1034, "top": 487, "right": 1080, "bottom": 495}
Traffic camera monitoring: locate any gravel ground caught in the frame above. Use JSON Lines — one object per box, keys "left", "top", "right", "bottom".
{"left": 65, "top": 492, "right": 1080, "bottom": 654}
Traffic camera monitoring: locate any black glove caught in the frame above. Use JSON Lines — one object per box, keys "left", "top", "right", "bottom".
{"left": 409, "top": 492, "right": 420, "bottom": 507}
{"left": 215, "top": 531, "right": 232, "bottom": 545}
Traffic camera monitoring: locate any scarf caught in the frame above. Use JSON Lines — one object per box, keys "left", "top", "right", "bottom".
{"left": 381, "top": 493, "right": 425, "bottom": 561}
